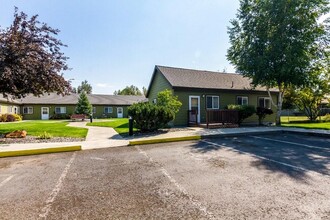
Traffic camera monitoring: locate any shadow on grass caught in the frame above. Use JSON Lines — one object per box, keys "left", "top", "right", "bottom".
{"left": 190, "top": 136, "right": 330, "bottom": 180}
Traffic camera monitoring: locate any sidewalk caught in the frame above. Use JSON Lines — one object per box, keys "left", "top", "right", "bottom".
{"left": 1, "top": 123, "right": 329, "bottom": 157}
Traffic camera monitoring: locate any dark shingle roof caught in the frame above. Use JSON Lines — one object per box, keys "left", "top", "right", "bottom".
{"left": 20, "top": 93, "right": 147, "bottom": 105}
{"left": 156, "top": 65, "right": 277, "bottom": 92}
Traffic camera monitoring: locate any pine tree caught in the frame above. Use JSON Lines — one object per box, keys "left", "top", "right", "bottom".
{"left": 75, "top": 92, "right": 92, "bottom": 115}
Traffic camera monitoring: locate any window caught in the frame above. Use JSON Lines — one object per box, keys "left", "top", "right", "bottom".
{"left": 55, "top": 107, "right": 66, "bottom": 114}
{"left": 237, "top": 96, "right": 248, "bottom": 105}
{"left": 153, "top": 98, "right": 157, "bottom": 104}
{"left": 206, "top": 96, "right": 219, "bottom": 109}
{"left": 92, "top": 107, "right": 96, "bottom": 114}
{"left": 0, "top": 105, "right": 1, "bottom": 113}
{"left": 258, "top": 97, "right": 271, "bottom": 109}
{"left": 104, "top": 107, "right": 113, "bottom": 114}
{"left": 8, "top": 106, "right": 13, "bottom": 113}
{"left": 23, "top": 107, "right": 33, "bottom": 114}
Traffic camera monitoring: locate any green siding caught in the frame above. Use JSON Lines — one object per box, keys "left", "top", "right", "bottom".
{"left": 173, "top": 89, "right": 278, "bottom": 126}
{"left": 20, "top": 104, "right": 130, "bottom": 120}
{"left": 147, "top": 70, "right": 173, "bottom": 101}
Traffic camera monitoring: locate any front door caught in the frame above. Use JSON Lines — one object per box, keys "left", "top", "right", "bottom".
{"left": 189, "top": 96, "right": 200, "bottom": 123}
{"left": 117, "top": 107, "right": 123, "bottom": 118}
{"left": 41, "top": 107, "right": 49, "bottom": 120}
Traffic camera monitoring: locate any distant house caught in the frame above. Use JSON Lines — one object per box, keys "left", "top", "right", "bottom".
{"left": 146, "top": 65, "right": 279, "bottom": 126}
{"left": 0, "top": 93, "right": 146, "bottom": 120}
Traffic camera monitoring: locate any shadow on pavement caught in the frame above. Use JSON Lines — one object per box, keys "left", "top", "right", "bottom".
{"left": 190, "top": 136, "right": 330, "bottom": 180}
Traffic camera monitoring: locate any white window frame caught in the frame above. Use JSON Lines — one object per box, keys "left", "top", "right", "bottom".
{"left": 55, "top": 107, "right": 66, "bottom": 114}
{"left": 258, "top": 97, "right": 271, "bottom": 109}
{"left": 237, "top": 96, "right": 248, "bottom": 105}
{"left": 23, "top": 106, "right": 33, "bottom": 114}
{"left": 206, "top": 96, "right": 219, "bottom": 109}
{"left": 8, "top": 106, "right": 13, "bottom": 113}
{"left": 104, "top": 107, "right": 113, "bottom": 114}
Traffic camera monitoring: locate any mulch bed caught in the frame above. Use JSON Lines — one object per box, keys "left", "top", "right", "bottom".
{"left": 126, "top": 127, "right": 195, "bottom": 137}
{"left": 0, "top": 135, "right": 84, "bottom": 144}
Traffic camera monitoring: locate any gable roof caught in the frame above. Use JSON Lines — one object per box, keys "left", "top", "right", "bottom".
{"left": 19, "top": 93, "right": 147, "bottom": 105}
{"left": 149, "top": 65, "right": 278, "bottom": 94}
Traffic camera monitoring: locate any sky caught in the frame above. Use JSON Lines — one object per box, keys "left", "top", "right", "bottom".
{"left": 0, "top": 0, "right": 240, "bottom": 94}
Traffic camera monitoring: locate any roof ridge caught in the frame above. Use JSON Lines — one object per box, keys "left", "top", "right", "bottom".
{"left": 156, "top": 65, "right": 239, "bottom": 76}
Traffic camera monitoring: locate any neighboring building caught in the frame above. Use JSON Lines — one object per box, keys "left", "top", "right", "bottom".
{"left": 0, "top": 95, "right": 21, "bottom": 115}
{"left": 146, "top": 65, "right": 279, "bottom": 126}
{"left": 0, "top": 93, "right": 146, "bottom": 120}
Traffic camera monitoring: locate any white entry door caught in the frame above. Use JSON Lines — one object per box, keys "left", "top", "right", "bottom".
{"left": 41, "top": 107, "right": 49, "bottom": 120}
{"left": 189, "top": 96, "right": 200, "bottom": 123}
{"left": 117, "top": 107, "right": 123, "bottom": 118}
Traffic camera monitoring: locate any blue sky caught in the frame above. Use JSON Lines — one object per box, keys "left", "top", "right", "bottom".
{"left": 0, "top": 0, "right": 240, "bottom": 94}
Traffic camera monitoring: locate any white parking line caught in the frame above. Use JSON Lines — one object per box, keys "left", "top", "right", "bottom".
{"left": 0, "top": 175, "right": 14, "bottom": 188}
{"left": 201, "top": 140, "right": 329, "bottom": 178}
{"left": 251, "top": 136, "right": 329, "bottom": 151}
{"left": 134, "top": 146, "right": 215, "bottom": 220}
{"left": 39, "top": 152, "right": 77, "bottom": 219}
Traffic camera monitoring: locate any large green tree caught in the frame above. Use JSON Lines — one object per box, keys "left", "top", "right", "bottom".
{"left": 114, "top": 85, "right": 143, "bottom": 96}
{"left": 77, "top": 80, "right": 92, "bottom": 94}
{"left": 227, "top": 0, "right": 330, "bottom": 125}
{"left": 0, "top": 8, "right": 71, "bottom": 98}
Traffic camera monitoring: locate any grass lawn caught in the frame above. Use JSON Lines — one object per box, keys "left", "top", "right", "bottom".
{"left": 0, "top": 121, "right": 88, "bottom": 138}
{"left": 87, "top": 118, "right": 137, "bottom": 135}
{"left": 280, "top": 116, "right": 330, "bottom": 130}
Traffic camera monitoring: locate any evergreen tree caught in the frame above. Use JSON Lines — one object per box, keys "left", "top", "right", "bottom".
{"left": 75, "top": 92, "right": 92, "bottom": 115}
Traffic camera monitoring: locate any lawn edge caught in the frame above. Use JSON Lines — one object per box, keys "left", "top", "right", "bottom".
{"left": 128, "top": 135, "right": 201, "bottom": 146}
{"left": 0, "top": 145, "right": 81, "bottom": 158}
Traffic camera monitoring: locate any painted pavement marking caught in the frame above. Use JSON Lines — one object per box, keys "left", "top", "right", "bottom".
{"left": 134, "top": 145, "right": 215, "bottom": 220}
{"left": 251, "top": 136, "right": 330, "bottom": 151}
{"left": 201, "top": 140, "right": 329, "bottom": 178}
{"left": 39, "top": 152, "right": 77, "bottom": 219}
{"left": 0, "top": 175, "right": 14, "bottom": 189}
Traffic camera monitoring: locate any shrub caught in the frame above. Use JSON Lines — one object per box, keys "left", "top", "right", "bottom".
{"left": 37, "top": 131, "right": 53, "bottom": 139}
{"left": 324, "top": 114, "right": 330, "bottom": 122}
{"left": 0, "top": 114, "right": 23, "bottom": 122}
{"left": 13, "top": 114, "right": 22, "bottom": 121}
{"left": 6, "top": 114, "right": 16, "bottom": 122}
{"left": 227, "top": 105, "right": 256, "bottom": 124}
{"left": 0, "top": 114, "right": 7, "bottom": 122}
{"left": 256, "top": 107, "right": 273, "bottom": 125}
{"left": 128, "top": 102, "right": 174, "bottom": 132}
{"left": 156, "top": 89, "right": 182, "bottom": 117}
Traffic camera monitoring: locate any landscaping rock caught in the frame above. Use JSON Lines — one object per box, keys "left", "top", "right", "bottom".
{"left": 5, "top": 130, "right": 27, "bottom": 138}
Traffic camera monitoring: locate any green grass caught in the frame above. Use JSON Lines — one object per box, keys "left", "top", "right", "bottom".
{"left": 0, "top": 121, "right": 88, "bottom": 138}
{"left": 87, "top": 118, "right": 137, "bottom": 135}
{"left": 281, "top": 122, "right": 330, "bottom": 130}
{"left": 280, "top": 116, "right": 330, "bottom": 130}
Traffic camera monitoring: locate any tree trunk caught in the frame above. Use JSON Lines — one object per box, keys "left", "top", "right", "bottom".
{"left": 276, "top": 91, "right": 283, "bottom": 126}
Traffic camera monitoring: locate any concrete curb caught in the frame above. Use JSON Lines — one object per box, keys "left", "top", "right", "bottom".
{"left": 128, "top": 135, "right": 201, "bottom": 146}
{"left": 0, "top": 145, "right": 81, "bottom": 158}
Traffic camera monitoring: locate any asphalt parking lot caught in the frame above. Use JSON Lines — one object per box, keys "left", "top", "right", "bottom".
{"left": 0, "top": 133, "right": 329, "bottom": 219}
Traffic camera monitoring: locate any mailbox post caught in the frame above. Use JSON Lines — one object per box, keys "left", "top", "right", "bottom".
{"left": 129, "top": 116, "right": 133, "bottom": 136}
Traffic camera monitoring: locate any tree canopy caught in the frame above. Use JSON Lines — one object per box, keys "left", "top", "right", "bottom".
{"left": 75, "top": 80, "right": 92, "bottom": 94}
{"left": 227, "top": 0, "right": 330, "bottom": 125}
{"left": 114, "top": 85, "right": 143, "bottom": 96}
{"left": 0, "top": 8, "right": 71, "bottom": 98}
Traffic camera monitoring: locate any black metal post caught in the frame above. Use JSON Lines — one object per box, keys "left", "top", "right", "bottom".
{"left": 128, "top": 116, "right": 133, "bottom": 136}
{"left": 90, "top": 114, "right": 93, "bottom": 123}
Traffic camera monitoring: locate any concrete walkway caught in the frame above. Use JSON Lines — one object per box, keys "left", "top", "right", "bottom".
{"left": 1, "top": 122, "right": 329, "bottom": 156}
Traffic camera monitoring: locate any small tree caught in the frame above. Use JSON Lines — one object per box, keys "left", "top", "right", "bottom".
{"left": 256, "top": 107, "right": 273, "bottom": 126}
{"left": 156, "top": 89, "right": 182, "bottom": 118}
{"left": 227, "top": 104, "right": 255, "bottom": 125}
{"left": 75, "top": 92, "right": 92, "bottom": 115}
